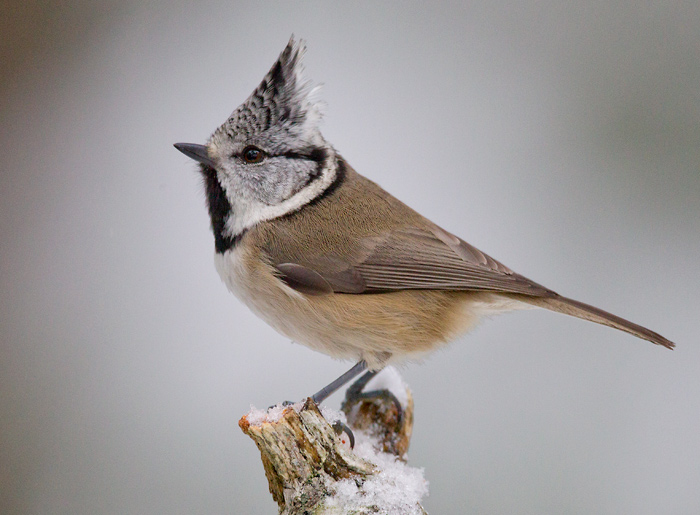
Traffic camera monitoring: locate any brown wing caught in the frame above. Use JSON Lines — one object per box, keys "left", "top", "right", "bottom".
{"left": 354, "top": 226, "right": 553, "bottom": 294}
{"left": 276, "top": 224, "right": 554, "bottom": 296}
{"left": 267, "top": 161, "right": 673, "bottom": 349}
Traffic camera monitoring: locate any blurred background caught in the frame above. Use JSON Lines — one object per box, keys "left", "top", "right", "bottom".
{"left": 2, "top": 1, "right": 699, "bottom": 513}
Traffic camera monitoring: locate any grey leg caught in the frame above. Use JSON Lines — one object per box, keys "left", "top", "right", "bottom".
{"left": 345, "top": 369, "right": 380, "bottom": 398}
{"left": 311, "top": 360, "right": 369, "bottom": 404}
{"left": 342, "top": 367, "right": 403, "bottom": 423}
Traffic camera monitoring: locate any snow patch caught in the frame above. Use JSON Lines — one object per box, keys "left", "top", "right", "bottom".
{"left": 320, "top": 405, "right": 348, "bottom": 426}
{"left": 245, "top": 402, "right": 303, "bottom": 426}
{"left": 326, "top": 429, "right": 429, "bottom": 514}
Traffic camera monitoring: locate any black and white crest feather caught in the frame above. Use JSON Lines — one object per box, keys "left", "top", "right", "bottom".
{"left": 201, "top": 37, "right": 339, "bottom": 249}
{"left": 214, "top": 37, "right": 324, "bottom": 146}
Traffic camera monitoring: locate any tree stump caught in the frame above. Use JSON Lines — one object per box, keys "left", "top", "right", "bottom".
{"left": 239, "top": 367, "right": 428, "bottom": 514}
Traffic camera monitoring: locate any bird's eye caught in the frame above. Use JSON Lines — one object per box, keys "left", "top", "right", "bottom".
{"left": 242, "top": 146, "right": 265, "bottom": 164}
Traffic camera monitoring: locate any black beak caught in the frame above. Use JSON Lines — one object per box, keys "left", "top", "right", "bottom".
{"left": 174, "top": 142, "right": 216, "bottom": 168}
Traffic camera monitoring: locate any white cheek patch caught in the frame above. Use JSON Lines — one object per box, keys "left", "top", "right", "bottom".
{"left": 222, "top": 158, "right": 337, "bottom": 238}
{"left": 245, "top": 157, "right": 319, "bottom": 205}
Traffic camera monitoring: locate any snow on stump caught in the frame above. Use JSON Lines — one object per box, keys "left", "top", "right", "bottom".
{"left": 239, "top": 367, "right": 428, "bottom": 514}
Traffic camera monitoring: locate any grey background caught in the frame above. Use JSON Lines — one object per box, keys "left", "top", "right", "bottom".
{"left": 2, "top": 2, "right": 699, "bottom": 514}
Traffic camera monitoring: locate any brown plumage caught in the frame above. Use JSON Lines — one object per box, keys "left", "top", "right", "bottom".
{"left": 177, "top": 37, "right": 674, "bottom": 377}
{"left": 213, "top": 158, "right": 673, "bottom": 370}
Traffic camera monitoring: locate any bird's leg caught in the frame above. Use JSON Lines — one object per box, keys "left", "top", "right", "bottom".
{"left": 275, "top": 360, "right": 368, "bottom": 409}
{"left": 282, "top": 361, "right": 405, "bottom": 450}
{"left": 311, "top": 360, "right": 368, "bottom": 404}
{"left": 341, "top": 368, "right": 404, "bottom": 423}
{"left": 331, "top": 420, "right": 355, "bottom": 449}
{"left": 345, "top": 369, "right": 380, "bottom": 399}
{"left": 309, "top": 361, "right": 372, "bottom": 449}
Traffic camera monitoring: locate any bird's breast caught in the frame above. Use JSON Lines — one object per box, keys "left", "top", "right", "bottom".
{"left": 213, "top": 243, "right": 525, "bottom": 368}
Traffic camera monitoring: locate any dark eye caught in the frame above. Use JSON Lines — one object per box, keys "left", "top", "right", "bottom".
{"left": 242, "top": 146, "right": 265, "bottom": 164}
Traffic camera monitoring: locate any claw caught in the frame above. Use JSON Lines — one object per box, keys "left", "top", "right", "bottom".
{"left": 267, "top": 400, "right": 296, "bottom": 410}
{"left": 332, "top": 420, "right": 356, "bottom": 449}
{"left": 344, "top": 388, "right": 404, "bottom": 426}
{"left": 342, "top": 370, "right": 404, "bottom": 426}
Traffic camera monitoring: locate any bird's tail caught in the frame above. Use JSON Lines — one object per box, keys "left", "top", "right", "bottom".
{"left": 512, "top": 294, "right": 675, "bottom": 349}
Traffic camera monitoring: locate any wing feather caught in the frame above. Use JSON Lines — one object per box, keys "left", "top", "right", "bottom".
{"left": 275, "top": 224, "right": 553, "bottom": 296}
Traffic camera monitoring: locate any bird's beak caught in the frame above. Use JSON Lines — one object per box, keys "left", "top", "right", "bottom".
{"left": 174, "top": 142, "right": 216, "bottom": 168}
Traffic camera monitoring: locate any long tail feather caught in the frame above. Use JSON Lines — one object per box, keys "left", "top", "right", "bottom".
{"left": 515, "top": 294, "right": 675, "bottom": 349}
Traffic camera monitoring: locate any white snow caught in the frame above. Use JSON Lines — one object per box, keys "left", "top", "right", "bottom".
{"left": 324, "top": 366, "right": 428, "bottom": 513}
{"left": 246, "top": 402, "right": 348, "bottom": 427}
{"left": 320, "top": 405, "right": 348, "bottom": 426}
{"left": 325, "top": 428, "right": 429, "bottom": 514}
{"left": 245, "top": 402, "right": 303, "bottom": 426}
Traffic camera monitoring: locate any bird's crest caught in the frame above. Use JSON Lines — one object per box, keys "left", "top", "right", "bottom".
{"left": 215, "top": 37, "right": 324, "bottom": 144}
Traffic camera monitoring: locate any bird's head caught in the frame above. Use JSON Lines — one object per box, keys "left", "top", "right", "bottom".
{"left": 175, "top": 37, "right": 337, "bottom": 252}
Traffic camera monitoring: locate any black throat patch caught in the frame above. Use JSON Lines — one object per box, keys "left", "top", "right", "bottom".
{"left": 200, "top": 164, "right": 242, "bottom": 254}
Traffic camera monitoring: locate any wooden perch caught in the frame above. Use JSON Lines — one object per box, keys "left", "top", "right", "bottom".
{"left": 239, "top": 371, "right": 428, "bottom": 514}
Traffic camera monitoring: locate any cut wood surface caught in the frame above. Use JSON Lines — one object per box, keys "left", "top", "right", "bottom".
{"left": 239, "top": 368, "right": 428, "bottom": 514}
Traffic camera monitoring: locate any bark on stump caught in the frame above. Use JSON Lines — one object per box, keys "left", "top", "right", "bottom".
{"left": 239, "top": 378, "right": 427, "bottom": 514}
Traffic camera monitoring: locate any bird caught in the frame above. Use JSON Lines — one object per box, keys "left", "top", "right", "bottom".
{"left": 174, "top": 37, "right": 674, "bottom": 404}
